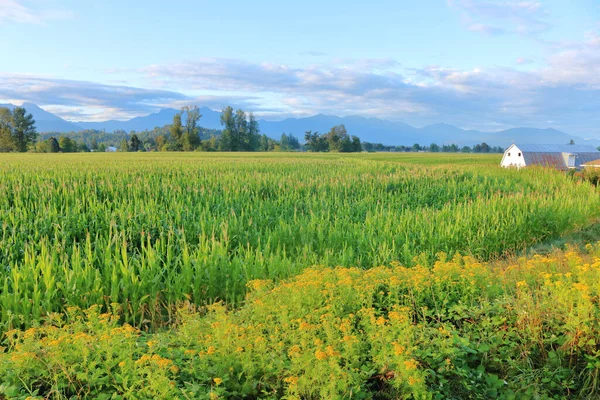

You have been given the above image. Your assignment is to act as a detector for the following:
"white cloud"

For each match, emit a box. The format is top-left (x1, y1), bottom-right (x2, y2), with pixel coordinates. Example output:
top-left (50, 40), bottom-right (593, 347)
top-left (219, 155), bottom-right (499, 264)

top-left (0, 0), bottom-right (72, 25)
top-left (0, 74), bottom-right (188, 119)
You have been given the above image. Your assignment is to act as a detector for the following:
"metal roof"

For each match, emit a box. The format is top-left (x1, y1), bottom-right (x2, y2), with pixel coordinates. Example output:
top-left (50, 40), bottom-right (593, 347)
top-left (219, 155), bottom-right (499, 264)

top-left (522, 153), bottom-right (568, 169)
top-left (522, 152), bottom-right (600, 169)
top-left (515, 144), bottom-right (600, 153)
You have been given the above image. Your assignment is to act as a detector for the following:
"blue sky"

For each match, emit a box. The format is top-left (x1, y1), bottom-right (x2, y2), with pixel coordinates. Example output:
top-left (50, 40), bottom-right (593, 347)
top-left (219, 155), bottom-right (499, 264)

top-left (0, 0), bottom-right (599, 136)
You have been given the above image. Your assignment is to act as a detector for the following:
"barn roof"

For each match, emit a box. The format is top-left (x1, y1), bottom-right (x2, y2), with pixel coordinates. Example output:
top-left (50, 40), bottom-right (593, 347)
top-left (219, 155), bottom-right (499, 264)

top-left (515, 144), bottom-right (599, 153)
top-left (522, 153), bottom-right (568, 169)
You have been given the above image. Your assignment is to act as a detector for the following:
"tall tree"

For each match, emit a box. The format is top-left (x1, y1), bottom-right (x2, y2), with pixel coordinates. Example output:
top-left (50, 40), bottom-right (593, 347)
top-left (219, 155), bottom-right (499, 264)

top-left (58, 136), bottom-right (76, 152)
top-left (119, 138), bottom-right (129, 152)
top-left (234, 109), bottom-right (248, 150)
top-left (287, 134), bottom-right (300, 150)
top-left (169, 112), bottom-right (184, 150)
top-left (220, 106), bottom-right (235, 151)
top-left (325, 124), bottom-right (348, 152)
top-left (351, 135), bottom-right (362, 152)
top-left (247, 113), bottom-right (260, 151)
top-left (47, 137), bottom-right (60, 153)
top-left (0, 108), bottom-right (14, 152)
top-left (280, 133), bottom-right (290, 151)
top-left (182, 106), bottom-right (202, 151)
top-left (129, 134), bottom-right (141, 152)
top-left (11, 107), bottom-right (38, 152)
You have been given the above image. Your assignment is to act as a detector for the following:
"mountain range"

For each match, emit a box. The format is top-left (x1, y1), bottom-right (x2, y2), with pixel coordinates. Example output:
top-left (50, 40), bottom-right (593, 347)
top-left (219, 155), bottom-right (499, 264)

top-left (1, 103), bottom-right (599, 148)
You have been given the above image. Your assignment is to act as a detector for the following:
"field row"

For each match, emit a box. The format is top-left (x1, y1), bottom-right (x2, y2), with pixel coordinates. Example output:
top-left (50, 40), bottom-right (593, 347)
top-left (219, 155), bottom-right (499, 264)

top-left (0, 153), bottom-right (599, 330)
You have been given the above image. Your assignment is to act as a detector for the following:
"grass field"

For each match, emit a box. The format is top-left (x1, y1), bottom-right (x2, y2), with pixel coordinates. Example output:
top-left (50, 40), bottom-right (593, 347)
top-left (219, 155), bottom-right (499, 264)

top-left (1, 152), bottom-right (600, 398)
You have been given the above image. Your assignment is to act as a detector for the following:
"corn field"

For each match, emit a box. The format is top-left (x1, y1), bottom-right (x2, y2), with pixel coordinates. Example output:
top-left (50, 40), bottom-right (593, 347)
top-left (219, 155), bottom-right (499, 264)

top-left (0, 152), bottom-right (599, 331)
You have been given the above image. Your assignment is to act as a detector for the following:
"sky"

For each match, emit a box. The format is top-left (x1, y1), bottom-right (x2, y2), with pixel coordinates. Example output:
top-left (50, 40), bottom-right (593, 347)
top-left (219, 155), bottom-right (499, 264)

top-left (0, 0), bottom-right (599, 136)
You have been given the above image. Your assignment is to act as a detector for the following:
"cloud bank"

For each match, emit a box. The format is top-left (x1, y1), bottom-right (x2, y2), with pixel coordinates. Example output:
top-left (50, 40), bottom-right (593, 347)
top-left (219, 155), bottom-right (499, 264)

top-left (1, 29), bottom-right (599, 135)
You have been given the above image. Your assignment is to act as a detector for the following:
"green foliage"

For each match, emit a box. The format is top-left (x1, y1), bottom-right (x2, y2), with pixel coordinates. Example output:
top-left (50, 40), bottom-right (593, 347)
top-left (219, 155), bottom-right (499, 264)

top-left (3, 245), bottom-right (600, 398)
top-left (0, 108), bottom-right (15, 152)
top-left (0, 107), bottom-right (38, 152)
top-left (304, 130), bottom-right (328, 152)
top-left (11, 107), bottom-right (38, 152)
top-left (129, 134), bottom-right (141, 152)
top-left (218, 107), bottom-right (262, 151)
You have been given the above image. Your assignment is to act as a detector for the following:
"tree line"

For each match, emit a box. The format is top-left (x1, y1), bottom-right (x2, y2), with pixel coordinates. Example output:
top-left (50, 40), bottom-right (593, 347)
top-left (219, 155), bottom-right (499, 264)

top-left (3, 105), bottom-right (540, 154)
top-left (362, 142), bottom-right (505, 153)
top-left (304, 125), bottom-right (362, 152)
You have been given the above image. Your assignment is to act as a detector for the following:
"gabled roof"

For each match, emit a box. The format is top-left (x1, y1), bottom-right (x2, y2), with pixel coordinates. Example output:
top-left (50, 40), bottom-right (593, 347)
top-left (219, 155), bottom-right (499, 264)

top-left (515, 144), bottom-right (600, 153)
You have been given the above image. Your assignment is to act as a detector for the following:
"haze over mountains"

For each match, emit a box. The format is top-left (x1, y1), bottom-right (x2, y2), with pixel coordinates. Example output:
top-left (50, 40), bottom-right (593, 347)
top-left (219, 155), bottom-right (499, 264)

top-left (2, 103), bottom-right (598, 148)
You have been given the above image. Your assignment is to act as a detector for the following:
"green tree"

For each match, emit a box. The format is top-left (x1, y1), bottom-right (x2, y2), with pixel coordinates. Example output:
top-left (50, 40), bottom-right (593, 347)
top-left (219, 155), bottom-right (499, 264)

top-left (169, 112), bottom-right (184, 150)
top-left (351, 135), bottom-right (362, 152)
top-left (11, 107), bottom-right (38, 152)
top-left (288, 134), bottom-right (300, 150)
top-left (119, 138), bottom-right (129, 152)
top-left (0, 108), bottom-right (15, 152)
top-left (91, 138), bottom-right (99, 151)
top-left (305, 130), bottom-right (328, 152)
top-left (444, 144), bottom-right (459, 152)
top-left (461, 146), bottom-right (471, 153)
top-left (220, 106), bottom-right (235, 151)
top-left (129, 134), bottom-right (141, 152)
top-left (430, 143), bottom-right (440, 152)
top-left (412, 143), bottom-right (421, 152)
top-left (339, 135), bottom-right (353, 152)
top-left (280, 133), bottom-right (290, 151)
top-left (47, 137), bottom-right (60, 153)
top-left (247, 113), bottom-right (260, 151)
top-left (182, 106), bottom-right (202, 151)
top-left (325, 124), bottom-right (348, 152)
top-left (234, 109), bottom-right (249, 150)
top-left (58, 136), bottom-right (76, 153)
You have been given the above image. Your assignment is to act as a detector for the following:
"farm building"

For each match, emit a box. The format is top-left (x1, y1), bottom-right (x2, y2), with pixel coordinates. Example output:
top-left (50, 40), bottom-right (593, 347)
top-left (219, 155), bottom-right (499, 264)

top-left (501, 144), bottom-right (600, 169)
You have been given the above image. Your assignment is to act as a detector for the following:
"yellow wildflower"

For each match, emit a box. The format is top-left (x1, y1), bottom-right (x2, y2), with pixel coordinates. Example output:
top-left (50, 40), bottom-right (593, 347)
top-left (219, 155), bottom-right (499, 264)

top-left (284, 376), bottom-right (299, 386)
top-left (315, 349), bottom-right (328, 360)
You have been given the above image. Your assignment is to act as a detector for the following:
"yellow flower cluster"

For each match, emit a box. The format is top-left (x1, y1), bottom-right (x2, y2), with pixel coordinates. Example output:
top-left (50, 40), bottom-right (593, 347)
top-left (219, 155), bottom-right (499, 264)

top-left (3, 242), bottom-right (600, 398)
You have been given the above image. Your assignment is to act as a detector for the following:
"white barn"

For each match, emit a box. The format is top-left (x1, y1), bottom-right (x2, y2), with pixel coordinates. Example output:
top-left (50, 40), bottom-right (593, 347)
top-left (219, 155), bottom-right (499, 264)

top-left (501, 144), bottom-right (600, 170)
